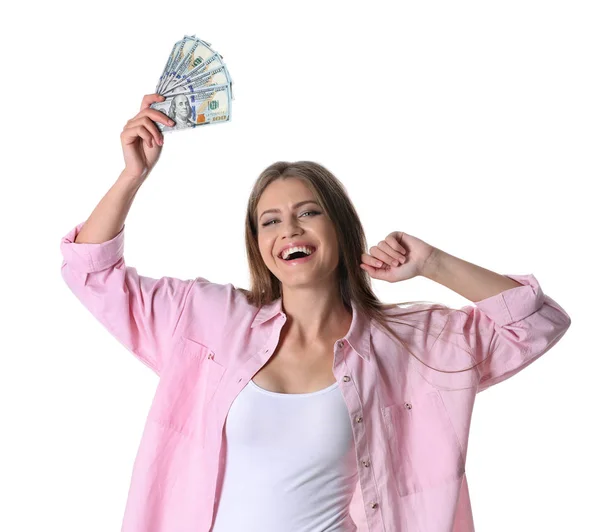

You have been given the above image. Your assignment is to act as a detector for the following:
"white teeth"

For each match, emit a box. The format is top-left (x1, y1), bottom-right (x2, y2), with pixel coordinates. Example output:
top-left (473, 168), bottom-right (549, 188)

top-left (280, 245), bottom-right (315, 260)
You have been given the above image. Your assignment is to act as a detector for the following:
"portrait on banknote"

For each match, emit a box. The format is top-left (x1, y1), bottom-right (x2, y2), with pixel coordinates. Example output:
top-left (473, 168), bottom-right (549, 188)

top-left (167, 94), bottom-right (196, 129)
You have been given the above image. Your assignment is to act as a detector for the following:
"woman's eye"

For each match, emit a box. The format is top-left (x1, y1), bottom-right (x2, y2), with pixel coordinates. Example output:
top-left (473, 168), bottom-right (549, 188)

top-left (262, 211), bottom-right (319, 227)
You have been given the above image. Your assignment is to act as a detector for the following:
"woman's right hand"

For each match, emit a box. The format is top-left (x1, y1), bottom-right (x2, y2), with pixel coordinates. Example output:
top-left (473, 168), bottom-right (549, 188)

top-left (120, 93), bottom-right (175, 181)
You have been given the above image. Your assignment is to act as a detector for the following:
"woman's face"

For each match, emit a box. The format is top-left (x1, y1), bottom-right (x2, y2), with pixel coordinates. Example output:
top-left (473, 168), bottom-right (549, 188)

top-left (256, 178), bottom-right (341, 289)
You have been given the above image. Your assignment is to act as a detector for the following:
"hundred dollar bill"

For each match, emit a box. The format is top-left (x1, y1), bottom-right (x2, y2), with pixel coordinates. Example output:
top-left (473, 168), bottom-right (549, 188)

top-left (149, 83), bottom-right (231, 133)
top-left (157, 35), bottom-right (202, 93)
top-left (155, 41), bottom-right (180, 93)
top-left (160, 51), bottom-right (226, 94)
top-left (158, 36), bottom-right (216, 94)
top-left (156, 35), bottom-right (196, 93)
top-left (167, 38), bottom-right (216, 86)
top-left (162, 63), bottom-right (232, 97)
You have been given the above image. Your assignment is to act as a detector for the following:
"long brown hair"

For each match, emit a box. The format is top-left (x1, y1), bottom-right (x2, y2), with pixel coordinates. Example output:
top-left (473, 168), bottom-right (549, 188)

top-left (238, 160), bottom-right (488, 377)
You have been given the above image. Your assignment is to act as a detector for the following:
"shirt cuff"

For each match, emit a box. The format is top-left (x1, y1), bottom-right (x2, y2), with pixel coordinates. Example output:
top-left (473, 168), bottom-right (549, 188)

top-left (60, 222), bottom-right (125, 273)
top-left (473, 274), bottom-right (545, 327)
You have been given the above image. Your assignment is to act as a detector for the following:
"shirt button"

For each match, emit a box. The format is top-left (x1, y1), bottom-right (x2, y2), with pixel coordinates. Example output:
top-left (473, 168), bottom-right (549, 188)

top-left (404, 402), bottom-right (412, 410)
top-left (208, 353), bottom-right (214, 359)
top-left (355, 416), bottom-right (363, 423)
top-left (336, 340), bottom-right (345, 349)
top-left (369, 502), bottom-right (378, 509)
top-left (362, 459), bottom-right (371, 467)
top-left (343, 376), bottom-right (351, 382)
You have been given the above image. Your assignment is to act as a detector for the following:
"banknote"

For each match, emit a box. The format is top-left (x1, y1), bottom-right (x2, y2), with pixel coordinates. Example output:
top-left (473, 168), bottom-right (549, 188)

top-left (158, 36), bottom-right (217, 94)
top-left (152, 35), bottom-right (232, 132)
top-left (160, 52), bottom-right (226, 94)
top-left (149, 83), bottom-right (231, 133)
top-left (157, 35), bottom-right (202, 93)
top-left (155, 41), bottom-right (181, 93)
top-left (162, 63), bottom-right (232, 97)
top-left (155, 35), bottom-right (196, 93)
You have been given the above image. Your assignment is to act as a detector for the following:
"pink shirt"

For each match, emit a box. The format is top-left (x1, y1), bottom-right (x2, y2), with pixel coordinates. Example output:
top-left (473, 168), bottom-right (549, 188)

top-left (60, 222), bottom-right (571, 532)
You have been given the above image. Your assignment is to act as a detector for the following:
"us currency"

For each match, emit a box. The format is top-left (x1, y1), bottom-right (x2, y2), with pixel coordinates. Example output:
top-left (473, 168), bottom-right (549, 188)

top-left (162, 64), bottom-right (232, 97)
top-left (165, 38), bottom-right (216, 90)
top-left (156, 35), bottom-right (195, 93)
top-left (149, 83), bottom-right (231, 133)
top-left (157, 35), bottom-right (204, 93)
top-left (158, 36), bottom-right (217, 94)
top-left (160, 52), bottom-right (226, 94)
top-left (155, 41), bottom-right (180, 93)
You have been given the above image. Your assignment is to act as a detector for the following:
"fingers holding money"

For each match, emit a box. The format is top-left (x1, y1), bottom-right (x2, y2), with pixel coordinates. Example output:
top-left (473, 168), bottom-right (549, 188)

top-left (140, 93), bottom-right (166, 111)
top-left (132, 107), bottom-right (175, 128)
top-left (121, 122), bottom-right (156, 149)
top-left (120, 96), bottom-right (174, 179)
top-left (124, 119), bottom-right (159, 148)
top-left (125, 110), bottom-right (174, 147)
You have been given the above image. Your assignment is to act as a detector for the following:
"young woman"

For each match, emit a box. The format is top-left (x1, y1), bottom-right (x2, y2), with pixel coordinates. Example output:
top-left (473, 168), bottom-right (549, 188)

top-left (60, 93), bottom-right (571, 532)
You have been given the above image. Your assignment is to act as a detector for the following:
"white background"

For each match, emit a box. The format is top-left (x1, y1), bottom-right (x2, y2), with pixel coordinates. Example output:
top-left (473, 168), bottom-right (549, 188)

top-left (1, 0), bottom-right (598, 530)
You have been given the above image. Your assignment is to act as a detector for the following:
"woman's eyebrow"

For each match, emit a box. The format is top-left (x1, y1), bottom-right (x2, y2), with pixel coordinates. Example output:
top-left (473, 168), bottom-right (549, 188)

top-left (260, 200), bottom-right (319, 219)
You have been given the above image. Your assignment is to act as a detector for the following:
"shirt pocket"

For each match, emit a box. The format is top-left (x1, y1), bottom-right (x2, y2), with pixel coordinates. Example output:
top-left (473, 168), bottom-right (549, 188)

top-left (148, 336), bottom-right (226, 443)
top-left (382, 389), bottom-right (465, 497)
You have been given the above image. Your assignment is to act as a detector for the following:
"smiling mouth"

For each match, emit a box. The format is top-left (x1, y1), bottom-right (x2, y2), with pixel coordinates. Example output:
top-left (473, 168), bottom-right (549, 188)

top-left (278, 249), bottom-right (317, 263)
top-left (278, 246), bottom-right (317, 259)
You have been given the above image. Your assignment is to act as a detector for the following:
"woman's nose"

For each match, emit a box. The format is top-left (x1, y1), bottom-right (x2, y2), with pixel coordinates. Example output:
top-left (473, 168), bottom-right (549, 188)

top-left (281, 219), bottom-right (303, 236)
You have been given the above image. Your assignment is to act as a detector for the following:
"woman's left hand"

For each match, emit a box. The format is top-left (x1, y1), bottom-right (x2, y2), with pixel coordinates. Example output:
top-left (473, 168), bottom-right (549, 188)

top-left (360, 231), bottom-right (439, 283)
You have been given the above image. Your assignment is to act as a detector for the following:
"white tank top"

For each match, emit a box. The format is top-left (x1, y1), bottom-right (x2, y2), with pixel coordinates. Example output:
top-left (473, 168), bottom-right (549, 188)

top-left (210, 377), bottom-right (359, 532)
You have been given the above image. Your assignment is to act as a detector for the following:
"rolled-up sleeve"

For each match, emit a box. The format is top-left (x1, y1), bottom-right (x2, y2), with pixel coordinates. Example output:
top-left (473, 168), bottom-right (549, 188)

top-left (60, 222), bottom-right (196, 376)
top-left (450, 274), bottom-right (572, 393)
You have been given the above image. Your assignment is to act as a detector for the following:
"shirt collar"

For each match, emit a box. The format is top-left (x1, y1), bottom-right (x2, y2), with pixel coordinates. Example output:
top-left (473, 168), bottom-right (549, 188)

top-left (251, 297), bottom-right (372, 362)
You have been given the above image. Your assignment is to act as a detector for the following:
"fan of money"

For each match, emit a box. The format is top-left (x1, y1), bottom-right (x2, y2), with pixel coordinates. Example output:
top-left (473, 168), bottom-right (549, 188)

top-left (150, 35), bottom-right (233, 133)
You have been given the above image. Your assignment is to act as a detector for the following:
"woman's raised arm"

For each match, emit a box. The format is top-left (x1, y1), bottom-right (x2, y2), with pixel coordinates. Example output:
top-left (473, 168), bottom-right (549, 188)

top-left (60, 94), bottom-right (194, 376)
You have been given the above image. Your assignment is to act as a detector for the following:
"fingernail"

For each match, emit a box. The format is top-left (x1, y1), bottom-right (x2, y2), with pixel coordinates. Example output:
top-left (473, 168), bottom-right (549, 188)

top-left (393, 260), bottom-right (400, 266)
